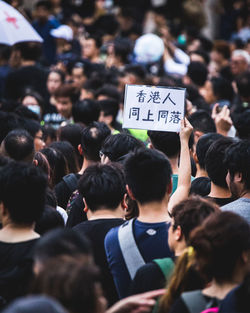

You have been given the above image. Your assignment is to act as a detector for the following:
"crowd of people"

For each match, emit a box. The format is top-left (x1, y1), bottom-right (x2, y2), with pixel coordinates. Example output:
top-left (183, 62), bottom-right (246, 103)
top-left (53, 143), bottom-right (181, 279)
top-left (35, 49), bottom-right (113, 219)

top-left (0, 0), bottom-right (250, 312)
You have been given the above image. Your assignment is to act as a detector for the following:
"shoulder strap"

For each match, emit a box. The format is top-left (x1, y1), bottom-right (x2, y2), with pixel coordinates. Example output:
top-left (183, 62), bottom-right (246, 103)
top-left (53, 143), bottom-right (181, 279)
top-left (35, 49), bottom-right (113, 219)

top-left (118, 219), bottom-right (145, 279)
top-left (181, 290), bottom-right (207, 313)
top-left (62, 174), bottom-right (78, 193)
top-left (153, 258), bottom-right (175, 280)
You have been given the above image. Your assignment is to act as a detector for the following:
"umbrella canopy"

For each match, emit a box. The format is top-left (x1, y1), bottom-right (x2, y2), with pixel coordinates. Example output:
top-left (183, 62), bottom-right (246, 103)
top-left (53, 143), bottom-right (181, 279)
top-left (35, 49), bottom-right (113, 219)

top-left (0, 0), bottom-right (43, 45)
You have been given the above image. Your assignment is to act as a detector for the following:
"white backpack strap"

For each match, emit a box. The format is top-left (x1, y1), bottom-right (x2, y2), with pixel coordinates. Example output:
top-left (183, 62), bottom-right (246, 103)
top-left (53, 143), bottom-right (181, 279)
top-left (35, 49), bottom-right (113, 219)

top-left (118, 219), bottom-right (145, 279)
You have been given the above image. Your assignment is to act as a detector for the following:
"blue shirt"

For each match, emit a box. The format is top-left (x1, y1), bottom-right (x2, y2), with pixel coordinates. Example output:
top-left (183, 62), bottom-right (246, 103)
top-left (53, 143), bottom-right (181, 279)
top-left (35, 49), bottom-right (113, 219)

top-left (104, 219), bottom-right (173, 299)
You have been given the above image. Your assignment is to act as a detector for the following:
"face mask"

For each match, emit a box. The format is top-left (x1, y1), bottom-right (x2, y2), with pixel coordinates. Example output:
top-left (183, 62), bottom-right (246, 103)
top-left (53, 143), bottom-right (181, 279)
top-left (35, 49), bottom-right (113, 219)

top-left (28, 105), bottom-right (41, 116)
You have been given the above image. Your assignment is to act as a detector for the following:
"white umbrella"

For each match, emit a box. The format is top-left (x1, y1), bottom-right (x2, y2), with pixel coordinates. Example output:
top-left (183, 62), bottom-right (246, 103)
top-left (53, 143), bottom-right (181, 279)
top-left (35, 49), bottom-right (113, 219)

top-left (0, 0), bottom-right (43, 45)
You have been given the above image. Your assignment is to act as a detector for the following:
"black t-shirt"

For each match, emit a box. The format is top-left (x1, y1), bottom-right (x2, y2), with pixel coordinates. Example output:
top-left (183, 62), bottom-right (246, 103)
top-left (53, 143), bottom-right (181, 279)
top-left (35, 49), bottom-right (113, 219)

top-left (66, 192), bottom-right (87, 228)
top-left (130, 262), bottom-right (165, 295)
top-left (73, 218), bottom-right (124, 306)
top-left (206, 196), bottom-right (235, 207)
top-left (4, 65), bottom-right (48, 100)
top-left (0, 238), bottom-right (39, 308)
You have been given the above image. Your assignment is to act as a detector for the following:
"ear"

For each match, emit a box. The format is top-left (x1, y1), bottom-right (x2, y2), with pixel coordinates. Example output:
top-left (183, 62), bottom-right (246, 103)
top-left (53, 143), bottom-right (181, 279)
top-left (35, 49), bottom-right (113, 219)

top-left (194, 130), bottom-right (203, 144)
top-left (193, 151), bottom-right (198, 164)
top-left (121, 194), bottom-right (128, 211)
top-left (234, 172), bottom-right (243, 183)
top-left (167, 179), bottom-right (173, 195)
top-left (175, 225), bottom-right (182, 241)
top-left (83, 198), bottom-right (89, 213)
top-left (78, 144), bottom-right (83, 156)
top-left (242, 250), bottom-right (250, 264)
top-left (126, 185), bottom-right (136, 201)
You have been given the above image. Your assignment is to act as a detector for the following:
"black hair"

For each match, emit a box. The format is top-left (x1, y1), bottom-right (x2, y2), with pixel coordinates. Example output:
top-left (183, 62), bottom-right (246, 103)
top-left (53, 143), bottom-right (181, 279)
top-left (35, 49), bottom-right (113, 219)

top-left (187, 61), bottom-right (208, 87)
top-left (34, 228), bottom-right (91, 263)
top-left (190, 177), bottom-right (211, 197)
top-left (35, 206), bottom-right (64, 235)
top-left (101, 133), bottom-right (144, 162)
top-left (147, 131), bottom-right (180, 158)
top-left (48, 69), bottom-right (65, 83)
top-left (93, 14), bottom-right (119, 36)
top-left (114, 38), bottom-right (132, 64)
top-left (124, 64), bottom-right (147, 81)
top-left (72, 99), bottom-right (100, 126)
top-left (20, 118), bottom-right (42, 138)
top-left (85, 34), bottom-right (102, 49)
top-left (125, 148), bottom-right (172, 204)
top-left (3, 129), bottom-right (35, 163)
top-left (205, 137), bottom-right (234, 188)
top-left (210, 77), bottom-right (234, 102)
top-left (236, 71), bottom-right (250, 100)
top-left (78, 163), bottom-right (126, 211)
top-left (80, 122), bottom-right (111, 161)
top-left (0, 44), bottom-right (11, 62)
top-left (95, 84), bottom-right (121, 102)
top-left (233, 110), bottom-right (250, 139)
top-left (42, 125), bottom-right (57, 143)
top-left (196, 133), bottom-right (223, 169)
top-left (190, 50), bottom-right (210, 65)
top-left (50, 141), bottom-right (79, 174)
top-left (13, 42), bottom-right (42, 62)
top-left (188, 110), bottom-right (216, 134)
top-left (14, 105), bottom-right (40, 122)
top-left (224, 139), bottom-right (250, 190)
top-left (0, 112), bottom-right (20, 143)
top-left (40, 147), bottom-right (68, 187)
top-left (35, 0), bottom-right (52, 10)
top-left (0, 162), bottom-right (47, 225)
top-left (98, 99), bottom-right (119, 126)
top-left (20, 88), bottom-right (45, 112)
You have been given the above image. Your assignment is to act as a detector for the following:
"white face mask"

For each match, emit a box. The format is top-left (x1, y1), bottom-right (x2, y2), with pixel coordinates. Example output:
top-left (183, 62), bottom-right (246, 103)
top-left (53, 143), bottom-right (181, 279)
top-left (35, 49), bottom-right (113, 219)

top-left (28, 105), bottom-right (41, 117)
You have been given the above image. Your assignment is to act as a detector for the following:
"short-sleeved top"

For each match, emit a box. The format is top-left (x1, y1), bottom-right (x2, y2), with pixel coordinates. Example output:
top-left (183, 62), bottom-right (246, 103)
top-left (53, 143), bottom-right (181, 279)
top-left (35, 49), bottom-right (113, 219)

top-left (104, 219), bottom-right (173, 299)
top-left (221, 198), bottom-right (250, 224)
top-left (0, 238), bottom-right (39, 308)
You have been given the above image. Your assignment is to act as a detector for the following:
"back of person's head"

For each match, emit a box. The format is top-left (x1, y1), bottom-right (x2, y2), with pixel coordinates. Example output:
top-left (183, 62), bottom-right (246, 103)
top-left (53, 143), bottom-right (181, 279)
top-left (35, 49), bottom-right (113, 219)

top-left (124, 64), bottom-right (147, 82)
top-left (1, 296), bottom-right (67, 313)
top-left (233, 110), bottom-right (250, 139)
top-left (80, 122), bottom-right (111, 162)
top-left (190, 211), bottom-right (250, 283)
top-left (35, 206), bottom-right (64, 236)
top-left (40, 147), bottom-right (68, 187)
top-left (31, 256), bottom-right (101, 313)
top-left (50, 141), bottom-right (79, 174)
top-left (12, 42), bottom-right (42, 62)
top-left (125, 148), bottom-right (172, 204)
top-left (224, 139), bottom-right (250, 191)
top-left (0, 162), bottom-right (47, 225)
top-left (188, 110), bottom-right (216, 134)
top-left (236, 71), bottom-right (250, 101)
top-left (190, 177), bottom-right (211, 197)
top-left (58, 124), bottom-right (83, 151)
top-left (78, 163), bottom-right (125, 212)
top-left (212, 40), bottom-right (231, 60)
top-left (210, 76), bottom-right (234, 102)
top-left (101, 133), bottom-right (144, 162)
top-left (33, 228), bottom-right (91, 268)
top-left (187, 61), bottom-right (208, 87)
top-left (205, 136), bottom-right (234, 188)
top-left (2, 129), bottom-right (34, 163)
top-left (20, 118), bottom-right (42, 138)
top-left (0, 111), bottom-right (20, 143)
top-left (196, 133), bottom-right (223, 169)
top-left (72, 99), bottom-right (100, 126)
top-left (148, 131), bottom-right (180, 158)
top-left (95, 84), bottom-right (121, 102)
top-left (171, 196), bottom-right (219, 242)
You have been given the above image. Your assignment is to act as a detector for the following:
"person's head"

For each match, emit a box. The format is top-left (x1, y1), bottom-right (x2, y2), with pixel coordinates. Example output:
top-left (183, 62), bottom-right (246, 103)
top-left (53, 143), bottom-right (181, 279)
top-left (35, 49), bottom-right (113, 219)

top-left (1, 296), bottom-right (67, 313)
top-left (188, 110), bottom-right (216, 145)
top-left (0, 162), bottom-right (47, 226)
top-left (224, 139), bottom-right (250, 198)
top-left (47, 70), bottom-right (65, 95)
top-left (189, 50), bottom-right (210, 65)
top-left (35, 206), bottom-right (64, 235)
top-left (190, 211), bottom-right (250, 284)
top-left (190, 177), bottom-right (211, 197)
top-left (231, 50), bottom-right (250, 77)
top-left (202, 77), bottom-right (234, 105)
top-left (80, 122), bottom-right (111, 162)
top-left (233, 110), bottom-right (250, 139)
top-left (72, 62), bottom-right (88, 90)
top-left (1, 129), bottom-right (35, 163)
top-left (95, 84), bottom-right (121, 102)
top-left (148, 131), bottom-right (181, 159)
top-left (205, 136), bottom-right (234, 189)
top-left (20, 118), bottom-right (45, 151)
top-left (168, 196), bottom-right (219, 253)
top-left (78, 163), bottom-right (125, 214)
top-left (123, 64), bottom-right (147, 85)
top-left (21, 89), bottom-right (45, 118)
top-left (98, 99), bottom-right (119, 128)
top-left (100, 133), bottom-right (144, 163)
top-left (195, 133), bottom-right (223, 170)
top-left (186, 61), bottom-right (208, 87)
top-left (35, 0), bottom-right (52, 22)
top-left (211, 40), bottom-right (231, 64)
top-left (82, 35), bottom-right (102, 60)
top-left (32, 256), bottom-right (106, 313)
top-left (12, 42), bottom-right (42, 62)
top-left (236, 71), bottom-right (250, 102)
top-left (72, 99), bottom-right (100, 126)
top-left (54, 84), bottom-right (78, 119)
top-left (125, 148), bottom-right (172, 205)
top-left (50, 141), bottom-right (79, 174)
top-left (40, 147), bottom-right (68, 187)
top-left (33, 228), bottom-right (92, 274)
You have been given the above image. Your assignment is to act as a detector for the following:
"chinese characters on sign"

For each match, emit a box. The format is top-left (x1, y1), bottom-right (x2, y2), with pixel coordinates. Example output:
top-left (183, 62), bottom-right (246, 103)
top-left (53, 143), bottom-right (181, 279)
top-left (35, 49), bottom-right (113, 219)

top-left (123, 85), bottom-right (185, 132)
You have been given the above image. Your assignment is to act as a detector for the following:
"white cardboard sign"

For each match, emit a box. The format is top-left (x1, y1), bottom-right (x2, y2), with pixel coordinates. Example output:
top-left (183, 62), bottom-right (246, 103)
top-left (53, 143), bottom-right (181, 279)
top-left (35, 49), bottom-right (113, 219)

top-left (123, 85), bottom-right (186, 132)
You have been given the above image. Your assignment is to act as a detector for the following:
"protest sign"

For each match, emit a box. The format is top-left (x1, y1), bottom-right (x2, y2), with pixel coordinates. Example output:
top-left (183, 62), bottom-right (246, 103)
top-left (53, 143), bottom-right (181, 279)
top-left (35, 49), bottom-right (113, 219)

top-left (123, 85), bottom-right (186, 132)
